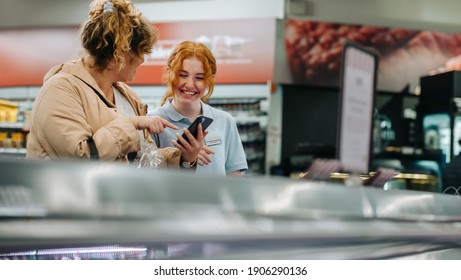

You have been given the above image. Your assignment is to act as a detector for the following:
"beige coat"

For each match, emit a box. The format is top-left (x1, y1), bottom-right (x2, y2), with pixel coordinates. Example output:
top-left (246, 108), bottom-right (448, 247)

top-left (26, 59), bottom-right (180, 167)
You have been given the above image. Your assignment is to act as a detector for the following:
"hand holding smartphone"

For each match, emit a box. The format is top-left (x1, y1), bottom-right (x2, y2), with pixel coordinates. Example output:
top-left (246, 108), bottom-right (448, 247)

top-left (180, 116), bottom-right (213, 144)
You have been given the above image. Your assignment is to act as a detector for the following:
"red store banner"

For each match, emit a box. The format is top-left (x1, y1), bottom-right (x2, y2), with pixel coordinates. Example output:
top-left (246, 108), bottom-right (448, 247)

top-left (0, 18), bottom-right (276, 87)
top-left (0, 27), bottom-right (81, 87)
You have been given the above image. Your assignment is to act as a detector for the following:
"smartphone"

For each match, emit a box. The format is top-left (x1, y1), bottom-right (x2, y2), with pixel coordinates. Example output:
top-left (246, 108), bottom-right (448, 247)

top-left (180, 116), bottom-right (213, 144)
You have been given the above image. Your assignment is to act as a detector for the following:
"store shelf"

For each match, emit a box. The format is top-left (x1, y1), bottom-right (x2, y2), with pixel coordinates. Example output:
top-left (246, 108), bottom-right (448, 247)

top-left (0, 122), bottom-right (29, 158)
top-left (0, 122), bottom-right (30, 130)
top-left (208, 96), bottom-right (268, 175)
top-left (0, 148), bottom-right (26, 154)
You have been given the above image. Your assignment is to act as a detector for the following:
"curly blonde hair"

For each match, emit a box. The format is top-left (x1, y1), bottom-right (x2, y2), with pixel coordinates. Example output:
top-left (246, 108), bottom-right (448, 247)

top-left (80, 0), bottom-right (158, 71)
top-left (162, 41), bottom-right (217, 105)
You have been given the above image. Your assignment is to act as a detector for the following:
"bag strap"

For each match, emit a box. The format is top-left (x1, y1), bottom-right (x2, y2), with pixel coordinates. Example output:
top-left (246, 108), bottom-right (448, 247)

top-left (87, 138), bottom-right (99, 160)
top-left (71, 75), bottom-right (112, 160)
top-left (73, 75), bottom-right (114, 108)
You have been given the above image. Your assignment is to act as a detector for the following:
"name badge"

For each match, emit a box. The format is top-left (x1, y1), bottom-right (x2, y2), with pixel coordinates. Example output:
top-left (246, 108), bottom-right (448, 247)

top-left (205, 136), bottom-right (222, 146)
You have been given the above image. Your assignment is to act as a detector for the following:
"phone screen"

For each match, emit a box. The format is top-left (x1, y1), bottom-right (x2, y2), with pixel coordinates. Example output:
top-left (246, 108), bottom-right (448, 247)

top-left (180, 116), bottom-right (213, 144)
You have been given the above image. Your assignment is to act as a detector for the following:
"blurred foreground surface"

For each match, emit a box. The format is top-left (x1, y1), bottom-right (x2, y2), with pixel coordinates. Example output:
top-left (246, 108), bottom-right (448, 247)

top-left (1, 158), bottom-right (461, 260)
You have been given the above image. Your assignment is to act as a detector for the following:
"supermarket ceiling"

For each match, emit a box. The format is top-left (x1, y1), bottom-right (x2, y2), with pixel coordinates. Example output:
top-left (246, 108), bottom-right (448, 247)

top-left (0, 0), bottom-right (213, 28)
top-left (0, 0), bottom-right (461, 33)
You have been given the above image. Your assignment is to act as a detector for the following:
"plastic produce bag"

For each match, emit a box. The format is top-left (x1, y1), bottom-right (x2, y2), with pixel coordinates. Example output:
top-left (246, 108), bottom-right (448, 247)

top-left (137, 141), bottom-right (165, 169)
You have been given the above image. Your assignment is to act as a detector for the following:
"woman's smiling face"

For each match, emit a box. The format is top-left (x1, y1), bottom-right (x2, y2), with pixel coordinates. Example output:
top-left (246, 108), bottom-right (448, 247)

top-left (173, 56), bottom-right (207, 104)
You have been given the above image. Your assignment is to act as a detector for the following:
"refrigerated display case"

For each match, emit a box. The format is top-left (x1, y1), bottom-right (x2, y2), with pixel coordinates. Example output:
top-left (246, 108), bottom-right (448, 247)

top-left (419, 71), bottom-right (461, 163)
top-left (208, 97), bottom-right (267, 175)
top-left (1, 158), bottom-right (461, 260)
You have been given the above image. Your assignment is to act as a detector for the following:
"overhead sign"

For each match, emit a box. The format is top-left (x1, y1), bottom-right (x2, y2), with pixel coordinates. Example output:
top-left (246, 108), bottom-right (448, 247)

top-left (0, 19), bottom-right (276, 87)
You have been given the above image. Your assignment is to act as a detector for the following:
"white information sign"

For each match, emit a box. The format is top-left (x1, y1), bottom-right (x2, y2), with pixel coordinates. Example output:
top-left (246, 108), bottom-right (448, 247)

top-left (338, 42), bottom-right (378, 174)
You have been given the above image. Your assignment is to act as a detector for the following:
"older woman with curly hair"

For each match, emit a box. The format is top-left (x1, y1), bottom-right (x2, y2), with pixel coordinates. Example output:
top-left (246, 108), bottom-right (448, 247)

top-left (27, 0), bottom-right (203, 169)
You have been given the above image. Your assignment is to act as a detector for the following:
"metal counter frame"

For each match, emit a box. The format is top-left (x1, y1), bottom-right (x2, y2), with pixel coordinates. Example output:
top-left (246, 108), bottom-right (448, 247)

top-left (1, 158), bottom-right (461, 259)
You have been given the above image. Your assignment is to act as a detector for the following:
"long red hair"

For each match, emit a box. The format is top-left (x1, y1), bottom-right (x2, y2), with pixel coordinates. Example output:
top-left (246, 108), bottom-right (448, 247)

top-left (161, 41), bottom-right (217, 105)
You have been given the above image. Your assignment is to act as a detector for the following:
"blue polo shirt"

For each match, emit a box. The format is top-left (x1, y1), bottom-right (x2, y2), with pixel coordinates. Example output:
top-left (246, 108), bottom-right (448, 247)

top-left (149, 98), bottom-right (248, 175)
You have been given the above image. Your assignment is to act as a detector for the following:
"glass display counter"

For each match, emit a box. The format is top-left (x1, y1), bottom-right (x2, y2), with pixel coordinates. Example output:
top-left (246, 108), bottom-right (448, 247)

top-left (1, 158), bottom-right (461, 259)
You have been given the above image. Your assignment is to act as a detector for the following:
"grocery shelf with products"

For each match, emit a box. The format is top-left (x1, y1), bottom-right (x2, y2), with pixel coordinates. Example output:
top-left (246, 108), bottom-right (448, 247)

top-left (0, 122), bottom-right (29, 158)
top-left (209, 98), bottom-right (268, 175)
top-left (0, 90), bottom-right (34, 159)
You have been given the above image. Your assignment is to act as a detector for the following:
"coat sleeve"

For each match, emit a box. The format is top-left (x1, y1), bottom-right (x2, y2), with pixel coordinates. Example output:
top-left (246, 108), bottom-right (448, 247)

top-left (142, 133), bottom-right (181, 168)
top-left (157, 147), bottom-right (181, 168)
top-left (32, 77), bottom-right (140, 160)
top-left (122, 84), bottom-right (182, 168)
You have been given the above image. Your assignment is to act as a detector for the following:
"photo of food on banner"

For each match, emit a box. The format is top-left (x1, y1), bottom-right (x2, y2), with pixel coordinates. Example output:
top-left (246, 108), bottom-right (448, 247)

top-left (284, 19), bottom-right (461, 92)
